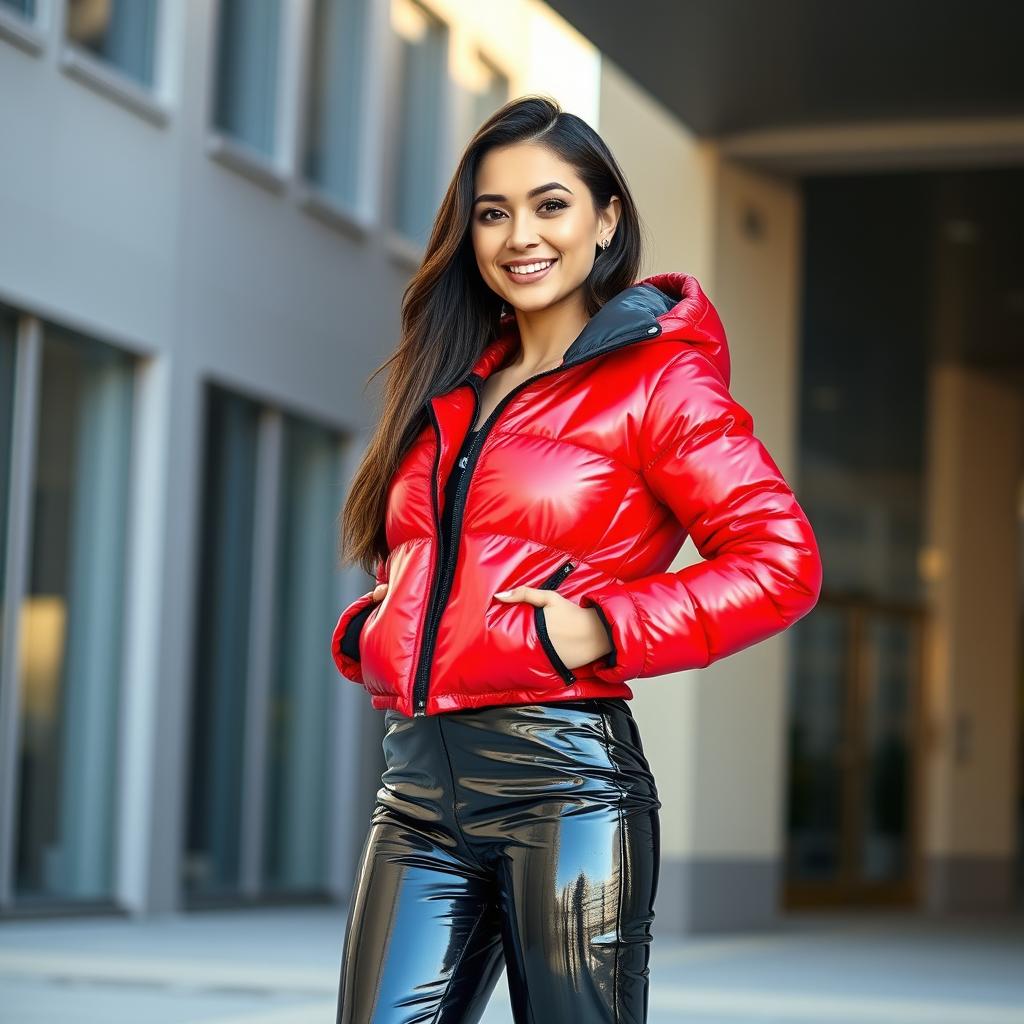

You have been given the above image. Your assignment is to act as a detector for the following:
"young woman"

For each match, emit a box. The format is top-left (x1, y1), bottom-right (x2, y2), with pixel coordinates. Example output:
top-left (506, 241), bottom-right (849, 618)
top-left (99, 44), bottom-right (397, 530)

top-left (332, 95), bottom-right (822, 1024)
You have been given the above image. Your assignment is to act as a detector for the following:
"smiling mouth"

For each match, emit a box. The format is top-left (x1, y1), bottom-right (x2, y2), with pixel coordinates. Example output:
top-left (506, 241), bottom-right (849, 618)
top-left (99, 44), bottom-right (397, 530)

top-left (502, 258), bottom-right (557, 283)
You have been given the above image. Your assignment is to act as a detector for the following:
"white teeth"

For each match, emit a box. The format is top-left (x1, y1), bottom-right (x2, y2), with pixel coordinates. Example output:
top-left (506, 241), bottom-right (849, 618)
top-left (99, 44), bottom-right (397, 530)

top-left (506, 260), bottom-right (555, 275)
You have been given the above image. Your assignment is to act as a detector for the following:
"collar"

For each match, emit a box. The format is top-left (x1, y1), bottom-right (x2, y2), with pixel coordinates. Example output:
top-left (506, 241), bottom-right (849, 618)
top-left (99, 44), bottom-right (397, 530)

top-left (467, 270), bottom-right (730, 387)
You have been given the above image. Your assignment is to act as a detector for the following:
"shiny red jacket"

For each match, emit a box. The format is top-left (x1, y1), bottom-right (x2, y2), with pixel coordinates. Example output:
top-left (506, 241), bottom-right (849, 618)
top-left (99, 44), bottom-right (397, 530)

top-left (332, 272), bottom-right (822, 716)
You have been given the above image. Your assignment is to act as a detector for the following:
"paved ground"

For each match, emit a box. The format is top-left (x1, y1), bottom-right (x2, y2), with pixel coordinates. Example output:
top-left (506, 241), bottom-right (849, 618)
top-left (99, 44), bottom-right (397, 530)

top-left (0, 907), bottom-right (1022, 1023)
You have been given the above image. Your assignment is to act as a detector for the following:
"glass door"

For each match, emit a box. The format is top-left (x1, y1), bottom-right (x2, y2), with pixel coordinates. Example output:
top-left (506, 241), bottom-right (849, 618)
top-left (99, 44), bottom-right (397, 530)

top-left (784, 597), bottom-right (926, 906)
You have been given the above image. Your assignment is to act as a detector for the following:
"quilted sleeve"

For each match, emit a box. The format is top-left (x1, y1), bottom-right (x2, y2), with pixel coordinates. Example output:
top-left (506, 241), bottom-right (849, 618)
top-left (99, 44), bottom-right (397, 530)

top-left (579, 348), bottom-right (822, 683)
top-left (331, 556), bottom-right (388, 684)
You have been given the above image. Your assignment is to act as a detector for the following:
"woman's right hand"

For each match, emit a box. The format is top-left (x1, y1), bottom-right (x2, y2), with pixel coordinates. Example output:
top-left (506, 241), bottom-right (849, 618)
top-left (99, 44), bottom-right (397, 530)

top-left (371, 583), bottom-right (389, 602)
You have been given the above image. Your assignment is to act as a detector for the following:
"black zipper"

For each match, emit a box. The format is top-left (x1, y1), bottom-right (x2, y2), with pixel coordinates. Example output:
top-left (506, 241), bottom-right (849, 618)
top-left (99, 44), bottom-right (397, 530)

top-left (538, 560), bottom-right (575, 590)
top-left (535, 560), bottom-right (577, 684)
top-left (411, 321), bottom-right (662, 715)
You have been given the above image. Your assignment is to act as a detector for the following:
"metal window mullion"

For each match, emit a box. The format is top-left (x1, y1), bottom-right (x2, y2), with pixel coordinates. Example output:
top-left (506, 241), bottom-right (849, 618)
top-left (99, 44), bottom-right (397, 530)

top-left (325, 428), bottom-right (374, 901)
top-left (152, 0), bottom-right (179, 111)
top-left (113, 354), bottom-right (173, 914)
top-left (358, 0), bottom-right (389, 223)
top-left (274, 0), bottom-right (304, 178)
top-left (0, 315), bottom-right (43, 908)
top-left (283, 0), bottom-right (313, 183)
top-left (239, 407), bottom-right (283, 897)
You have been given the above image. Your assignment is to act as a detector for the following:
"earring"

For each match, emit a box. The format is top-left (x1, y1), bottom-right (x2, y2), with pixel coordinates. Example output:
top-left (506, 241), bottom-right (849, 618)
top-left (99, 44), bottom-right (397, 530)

top-left (600, 238), bottom-right (610, 250)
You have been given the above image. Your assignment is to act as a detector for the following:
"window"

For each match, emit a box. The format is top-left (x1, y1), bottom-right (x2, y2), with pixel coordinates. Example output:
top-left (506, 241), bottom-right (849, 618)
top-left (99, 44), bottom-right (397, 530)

top-left (470, 52), bottom-right (509, 136)
top-left (185, 386), bottom-right (260, 898)
top-left (0, 309), bottom-right (15, 692)
top-left (303, 0), bottom-right (371, 209)
top-left (1, 0), bottom-right (35, 18)
top-left (390, 0), bottom-right (448, 246)
top-left (263, 416), bottom-right (342, 891)
top-left (212, 0), bottom-right (282, 158)
top-left (186, 386), bottom-right (346, 900)
top-left (65, 0), bottom-right (159, 88)
top-left (14, 325), bottom-right (135, 905)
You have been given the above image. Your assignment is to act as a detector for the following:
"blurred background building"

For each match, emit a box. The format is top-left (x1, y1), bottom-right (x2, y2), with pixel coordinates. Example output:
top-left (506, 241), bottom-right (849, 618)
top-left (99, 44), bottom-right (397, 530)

top-left (0, 0), bottom-right (1020, 941)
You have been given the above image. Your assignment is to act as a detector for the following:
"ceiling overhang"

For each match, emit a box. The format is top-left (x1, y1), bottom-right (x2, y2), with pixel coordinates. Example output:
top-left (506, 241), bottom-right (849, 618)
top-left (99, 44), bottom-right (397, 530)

top-left (545, 0), bottom-right (1024, 174)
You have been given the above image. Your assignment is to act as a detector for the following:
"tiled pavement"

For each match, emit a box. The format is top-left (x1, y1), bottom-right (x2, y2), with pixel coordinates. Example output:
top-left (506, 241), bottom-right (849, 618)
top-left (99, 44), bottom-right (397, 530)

top-left (0, 906), bottom-right (1021, 1023)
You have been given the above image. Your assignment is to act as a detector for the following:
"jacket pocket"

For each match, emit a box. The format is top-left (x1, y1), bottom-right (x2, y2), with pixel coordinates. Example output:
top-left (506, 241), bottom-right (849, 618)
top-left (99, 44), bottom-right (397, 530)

top-left (534, 560), bottom-right (577, 685)
top-left (331, 590), bottom-right (381, 684)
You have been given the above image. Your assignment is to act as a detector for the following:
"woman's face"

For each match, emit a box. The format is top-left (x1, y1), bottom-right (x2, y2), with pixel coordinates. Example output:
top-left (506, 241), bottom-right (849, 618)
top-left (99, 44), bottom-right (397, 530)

top-left (471, 142), bottom-right (620, 316)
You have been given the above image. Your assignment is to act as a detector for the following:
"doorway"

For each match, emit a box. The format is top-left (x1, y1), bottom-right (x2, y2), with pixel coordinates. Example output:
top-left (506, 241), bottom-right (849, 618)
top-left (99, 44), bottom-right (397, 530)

top-left (784, 597), bottom-right (925, 907)
top-left (783, 166), bottom-right (1024, 911)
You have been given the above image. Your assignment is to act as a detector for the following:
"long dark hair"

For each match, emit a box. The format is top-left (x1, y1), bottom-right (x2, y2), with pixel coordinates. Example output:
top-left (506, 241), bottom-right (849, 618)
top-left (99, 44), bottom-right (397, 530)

top-left (339, 94), bottom-right (646, 576)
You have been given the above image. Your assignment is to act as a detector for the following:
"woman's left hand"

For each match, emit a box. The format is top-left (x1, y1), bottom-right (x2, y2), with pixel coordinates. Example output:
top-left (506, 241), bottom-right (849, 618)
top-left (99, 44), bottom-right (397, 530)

top-left (493, 586), bottom-right (612, 670)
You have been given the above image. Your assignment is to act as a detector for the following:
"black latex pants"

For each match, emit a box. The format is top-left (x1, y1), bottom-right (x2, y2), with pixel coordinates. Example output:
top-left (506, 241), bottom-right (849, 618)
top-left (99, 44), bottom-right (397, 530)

top-left (335, 697), bottom-right (662, 1024)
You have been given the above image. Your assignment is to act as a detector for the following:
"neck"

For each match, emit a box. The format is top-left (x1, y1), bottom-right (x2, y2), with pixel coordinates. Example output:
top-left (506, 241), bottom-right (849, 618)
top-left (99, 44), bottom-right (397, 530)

top-left (508, 291), bottom-right (589, 374)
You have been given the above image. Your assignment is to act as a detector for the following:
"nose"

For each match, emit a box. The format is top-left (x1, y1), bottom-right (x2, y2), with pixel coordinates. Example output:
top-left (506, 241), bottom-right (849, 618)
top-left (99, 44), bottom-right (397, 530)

top-left (505, 213), bottom-right (541, 252)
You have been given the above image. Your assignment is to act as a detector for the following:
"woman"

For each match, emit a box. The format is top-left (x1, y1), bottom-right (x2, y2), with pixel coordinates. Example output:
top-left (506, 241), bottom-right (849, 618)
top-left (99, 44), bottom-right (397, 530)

top-left (332, 95), bottom-right (822, 1023)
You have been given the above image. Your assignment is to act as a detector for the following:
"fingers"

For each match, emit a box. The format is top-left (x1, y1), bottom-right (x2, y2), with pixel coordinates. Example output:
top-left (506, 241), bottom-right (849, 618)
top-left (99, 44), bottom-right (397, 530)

top-left (372, 583), bottom-right (389, 601)
top-left (493, 585), bottom-right (547, 605)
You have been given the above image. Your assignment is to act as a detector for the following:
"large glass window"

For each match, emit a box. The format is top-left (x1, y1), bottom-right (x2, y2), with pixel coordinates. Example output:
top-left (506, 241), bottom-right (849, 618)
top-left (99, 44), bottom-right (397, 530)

top-left (186, 386), bottom-right (345, 901)
top-left (213, 0), bottom-right (282, 158)
top-left (0, 309), bottom-right (16, 695)
top-left (1, 0), bottom-right (35, 18)
top-left (16, 326), bottom-right (135, 905)
top-left (785, 173), bottom-right (931, 905)
top-left (65, 0), bottom-right (159, 88)
top-left (470, 52), bottom-right (509, 136)
top-left (263, 416), bottom-right (341, 891)
top-left (390, 0), bottom-right (447, 245)
top-left (185, 387), bottom-right (260, 899)
top-left (303, 0), bottom-right (371, 209)
top-left (786, 607), bottom-right (846, 883)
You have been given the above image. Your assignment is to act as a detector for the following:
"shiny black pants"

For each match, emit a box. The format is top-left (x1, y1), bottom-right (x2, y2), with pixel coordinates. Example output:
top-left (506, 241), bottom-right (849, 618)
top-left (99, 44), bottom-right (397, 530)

top-left (336, 698), bottom-right (662, 1024)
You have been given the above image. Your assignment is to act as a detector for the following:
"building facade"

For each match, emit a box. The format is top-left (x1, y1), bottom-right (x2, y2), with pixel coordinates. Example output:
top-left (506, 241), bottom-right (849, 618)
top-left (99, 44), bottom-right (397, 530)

top-left (1, 0), bottom-right (1020, 935)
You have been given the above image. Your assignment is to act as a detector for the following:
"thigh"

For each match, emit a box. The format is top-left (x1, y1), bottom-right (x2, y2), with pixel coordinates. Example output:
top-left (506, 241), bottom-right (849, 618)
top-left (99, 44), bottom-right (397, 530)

top-left (337, 814), bottom-right (506, 1024)
top-left (492, 701), bottom-right (661, 1024)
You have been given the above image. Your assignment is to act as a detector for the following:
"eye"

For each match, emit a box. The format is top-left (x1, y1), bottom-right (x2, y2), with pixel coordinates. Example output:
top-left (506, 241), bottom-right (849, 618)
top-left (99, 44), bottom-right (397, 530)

top-left (477, 198), bottom-right (569, 223)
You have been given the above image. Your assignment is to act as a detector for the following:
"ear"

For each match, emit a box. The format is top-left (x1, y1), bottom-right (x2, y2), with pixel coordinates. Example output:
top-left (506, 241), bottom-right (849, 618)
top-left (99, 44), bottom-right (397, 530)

top-left (602, 195), bottom-right (622, 239)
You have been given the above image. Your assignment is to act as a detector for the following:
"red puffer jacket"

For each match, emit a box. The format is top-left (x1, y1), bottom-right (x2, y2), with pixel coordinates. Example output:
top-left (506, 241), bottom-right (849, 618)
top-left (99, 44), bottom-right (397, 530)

top-left (332, 272), bottom-right (822, 716)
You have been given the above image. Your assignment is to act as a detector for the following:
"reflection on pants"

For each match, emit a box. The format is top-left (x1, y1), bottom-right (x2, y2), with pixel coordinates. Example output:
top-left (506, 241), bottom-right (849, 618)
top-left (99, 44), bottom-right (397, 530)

top-left (336, 697), bottom-right (662, 1024)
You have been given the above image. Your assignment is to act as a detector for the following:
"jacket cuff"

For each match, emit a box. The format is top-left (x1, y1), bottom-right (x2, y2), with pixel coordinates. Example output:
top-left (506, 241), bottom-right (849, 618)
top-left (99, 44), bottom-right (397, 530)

top-left (579, 581), bottom-right (647, 684)
top-left (331, 590), bottom-right (378, 684)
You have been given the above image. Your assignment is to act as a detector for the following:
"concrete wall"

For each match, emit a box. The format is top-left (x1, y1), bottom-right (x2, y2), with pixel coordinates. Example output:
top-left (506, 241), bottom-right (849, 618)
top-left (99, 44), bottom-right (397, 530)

top-left (922, 363), bottom-right (1022, 910)
top-left (598, 57), bottom-right (807, 933)
top-left (0, 0), bottom-right (600, 914)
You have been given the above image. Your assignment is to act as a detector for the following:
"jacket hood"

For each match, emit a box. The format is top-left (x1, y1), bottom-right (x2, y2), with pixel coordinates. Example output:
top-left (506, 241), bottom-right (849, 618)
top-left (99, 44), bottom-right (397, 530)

top-left (471, 271), bottom-right (730, 387)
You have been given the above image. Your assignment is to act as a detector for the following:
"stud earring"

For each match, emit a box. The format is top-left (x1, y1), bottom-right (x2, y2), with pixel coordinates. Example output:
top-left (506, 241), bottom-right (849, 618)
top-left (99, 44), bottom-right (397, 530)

top-left (600, 238), bottom-right (610, 250)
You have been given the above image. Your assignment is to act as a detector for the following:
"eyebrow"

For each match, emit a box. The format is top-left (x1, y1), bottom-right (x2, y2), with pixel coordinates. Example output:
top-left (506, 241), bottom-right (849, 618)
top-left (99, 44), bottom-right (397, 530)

top-left (472, 182), bottom-right (573, 206)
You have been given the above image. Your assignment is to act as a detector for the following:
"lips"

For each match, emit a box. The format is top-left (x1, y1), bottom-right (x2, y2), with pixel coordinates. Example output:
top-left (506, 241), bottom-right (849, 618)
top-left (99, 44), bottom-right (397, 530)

top-left (502, 258), bottom-right (557, 284)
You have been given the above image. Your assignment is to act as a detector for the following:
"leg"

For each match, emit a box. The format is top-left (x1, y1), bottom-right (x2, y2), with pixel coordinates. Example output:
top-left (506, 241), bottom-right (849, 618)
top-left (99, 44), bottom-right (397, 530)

top-left (336, 814), bottom-right (506, 1024)
top-left (497, 803), bottom-right (659, 1024)
top-left (489, 702), bottom-right (661, 1024)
